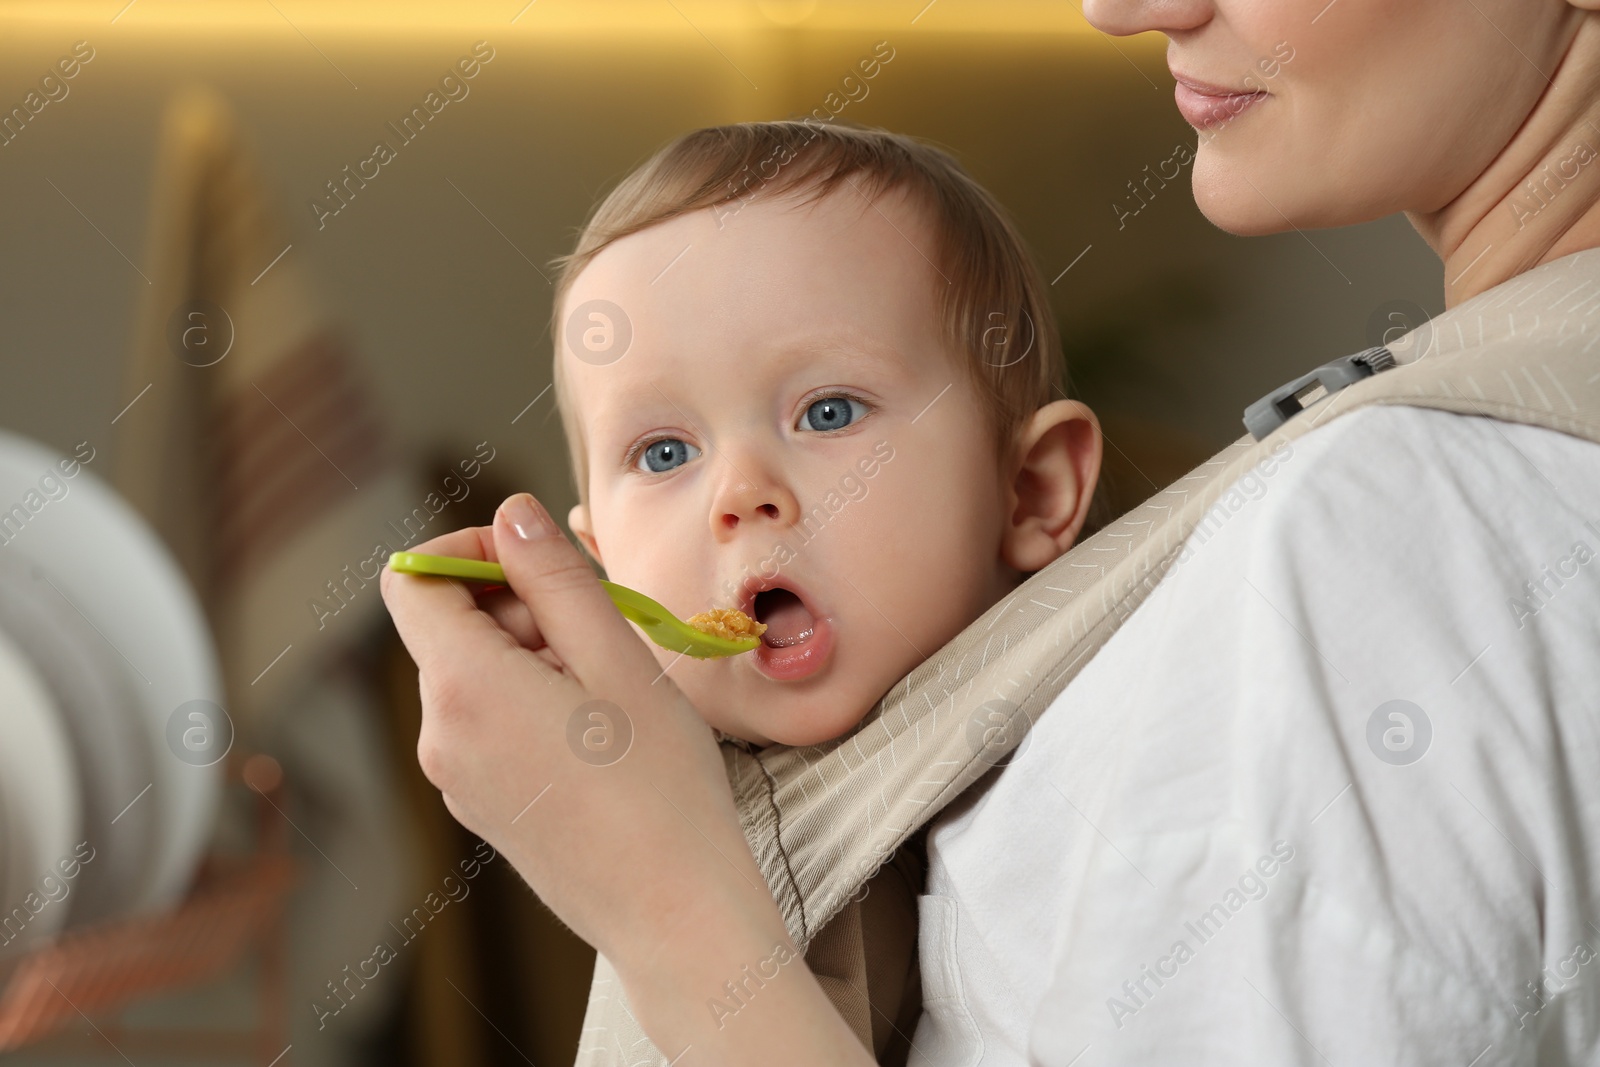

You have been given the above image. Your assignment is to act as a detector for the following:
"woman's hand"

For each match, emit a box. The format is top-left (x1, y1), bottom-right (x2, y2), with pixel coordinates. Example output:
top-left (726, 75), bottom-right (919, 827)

top-left (380, 493), bottom-right (870, 1065)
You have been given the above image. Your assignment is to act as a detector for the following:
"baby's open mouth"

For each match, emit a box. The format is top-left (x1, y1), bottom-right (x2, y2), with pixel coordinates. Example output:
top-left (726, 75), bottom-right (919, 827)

top-left (753, 587), bottom-right (816, 648)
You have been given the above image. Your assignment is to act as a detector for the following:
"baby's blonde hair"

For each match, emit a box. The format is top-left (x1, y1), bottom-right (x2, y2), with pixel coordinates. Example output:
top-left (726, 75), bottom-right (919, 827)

top-left (549, 120), bottom-right (1063, 499)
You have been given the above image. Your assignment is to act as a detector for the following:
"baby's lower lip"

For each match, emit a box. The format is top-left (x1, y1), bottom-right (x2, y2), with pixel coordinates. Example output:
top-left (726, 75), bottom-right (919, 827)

top-left (752, 617), bottom-right (833, 681)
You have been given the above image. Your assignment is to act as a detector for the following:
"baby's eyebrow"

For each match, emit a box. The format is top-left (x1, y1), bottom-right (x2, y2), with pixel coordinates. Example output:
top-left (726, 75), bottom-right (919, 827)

top-left (583, 331), bottom-right (907, 431)
top-left (774, 332), bottom-right (904, 369)
top-left (594, 381), bottom-right (696, 428)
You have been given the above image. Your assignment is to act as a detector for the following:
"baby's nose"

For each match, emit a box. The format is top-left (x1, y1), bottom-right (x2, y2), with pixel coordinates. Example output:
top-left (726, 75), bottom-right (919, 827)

top-left (722, 502), bottom-right (779, 527)
top-left (712, 478), bottom-right (797, 538)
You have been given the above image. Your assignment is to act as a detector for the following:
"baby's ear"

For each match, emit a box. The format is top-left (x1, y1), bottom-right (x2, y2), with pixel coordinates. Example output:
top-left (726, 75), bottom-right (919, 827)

top-left (1001, 399), bottom-right (1102, 573)
top-left (568, 503), bottom-right (603, 565)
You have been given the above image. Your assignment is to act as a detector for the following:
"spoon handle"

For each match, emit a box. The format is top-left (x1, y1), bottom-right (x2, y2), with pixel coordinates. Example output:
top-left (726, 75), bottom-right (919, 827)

top-left (387, 551), bottom-right (756, 658)
top-left (389, 551), bottom-right (506, 584)
top-left (387, 554), bottom-right (665, 624)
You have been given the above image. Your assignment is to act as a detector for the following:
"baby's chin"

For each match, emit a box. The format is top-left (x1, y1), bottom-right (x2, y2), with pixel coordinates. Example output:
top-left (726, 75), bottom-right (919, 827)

top-left (702, 687), bottom-right (880, 749)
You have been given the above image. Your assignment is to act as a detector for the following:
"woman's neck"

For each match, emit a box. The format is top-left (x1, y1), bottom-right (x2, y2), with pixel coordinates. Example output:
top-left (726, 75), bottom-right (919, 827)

top-left (1410, 15), bottom-right (1600, 307)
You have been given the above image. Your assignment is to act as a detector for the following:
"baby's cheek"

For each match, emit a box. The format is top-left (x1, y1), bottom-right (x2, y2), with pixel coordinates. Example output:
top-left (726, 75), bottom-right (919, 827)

top-left (847, 509), bottom-right (989, 646)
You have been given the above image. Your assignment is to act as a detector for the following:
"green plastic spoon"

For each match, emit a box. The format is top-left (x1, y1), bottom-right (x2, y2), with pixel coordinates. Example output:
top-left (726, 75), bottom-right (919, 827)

top-left (386, 551), bottom-right (760, 658)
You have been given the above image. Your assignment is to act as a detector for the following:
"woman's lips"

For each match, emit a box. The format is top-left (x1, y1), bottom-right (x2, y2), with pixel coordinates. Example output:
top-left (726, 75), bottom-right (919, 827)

top-left (1172, 74), bottom-right (1267, 130)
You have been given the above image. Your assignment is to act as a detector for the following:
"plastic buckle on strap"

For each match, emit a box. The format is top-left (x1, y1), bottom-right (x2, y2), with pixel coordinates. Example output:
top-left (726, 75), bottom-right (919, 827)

top-left (1242, 345), bottom-right (1397, 441)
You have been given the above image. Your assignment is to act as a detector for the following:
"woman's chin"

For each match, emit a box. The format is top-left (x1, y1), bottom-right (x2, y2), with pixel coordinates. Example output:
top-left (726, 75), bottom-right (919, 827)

top-left (1191, 164), bottom-right (1296, 237)
top-left (1192, 153), bottom-right (1380, 236)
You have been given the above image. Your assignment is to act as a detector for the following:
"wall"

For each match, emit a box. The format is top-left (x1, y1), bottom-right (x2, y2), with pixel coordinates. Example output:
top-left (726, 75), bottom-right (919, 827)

top-left (0, 0), bottom-right (1444, 530)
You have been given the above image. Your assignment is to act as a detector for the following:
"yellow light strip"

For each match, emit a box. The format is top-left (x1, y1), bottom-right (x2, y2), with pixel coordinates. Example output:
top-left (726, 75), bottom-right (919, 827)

top-left (0, 0), bottom-right (1165, 41)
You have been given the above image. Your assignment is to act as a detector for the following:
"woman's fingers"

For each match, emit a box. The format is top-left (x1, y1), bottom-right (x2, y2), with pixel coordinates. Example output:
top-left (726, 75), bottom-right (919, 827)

top-left (478, 587), bottom-right (545, 650)
top-left (390, 526), bottom-right (551, 650)
top-left (490, 493), bottom-right (660, 687)
top-left (384, 524), bottom-right (544, 650)
top-left (405, 523), bottom-right (499, 564)
top-left (380, 546), bottom-right (503, 681)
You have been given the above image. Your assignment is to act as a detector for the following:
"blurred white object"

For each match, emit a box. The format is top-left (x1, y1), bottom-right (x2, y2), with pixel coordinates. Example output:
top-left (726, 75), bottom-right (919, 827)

top-left (0, 625), bottom-right (81, 956)
top-left (0, 429), bottom-right (222, 924)
top-left (0, 547), bottom-right (152, 928)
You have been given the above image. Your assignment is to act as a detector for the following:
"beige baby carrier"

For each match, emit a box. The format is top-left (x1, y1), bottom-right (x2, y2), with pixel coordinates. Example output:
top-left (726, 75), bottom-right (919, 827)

top-left (576, 249), bottom-right (1600, 1065)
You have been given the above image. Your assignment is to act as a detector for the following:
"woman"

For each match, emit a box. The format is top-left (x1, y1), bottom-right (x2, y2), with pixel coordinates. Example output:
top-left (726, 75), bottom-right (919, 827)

top-left (381, 0), bottom-right (1600, 1062)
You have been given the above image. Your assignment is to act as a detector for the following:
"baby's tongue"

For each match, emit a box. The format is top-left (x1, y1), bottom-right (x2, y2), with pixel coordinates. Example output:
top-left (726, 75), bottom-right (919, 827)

top-left (755, 589), bottom-right (815, 648)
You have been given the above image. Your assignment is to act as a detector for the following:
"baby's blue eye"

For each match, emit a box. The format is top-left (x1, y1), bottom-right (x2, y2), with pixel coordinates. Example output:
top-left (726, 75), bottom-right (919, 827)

top-left (802, 396), bottom-right (866, 432)
top-left (637, 438), bottom-right (700, 473)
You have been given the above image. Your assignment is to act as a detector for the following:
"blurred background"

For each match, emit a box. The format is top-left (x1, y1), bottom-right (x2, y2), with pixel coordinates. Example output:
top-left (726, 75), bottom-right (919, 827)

top-left (0, 1), bottom-right (1442, 1065)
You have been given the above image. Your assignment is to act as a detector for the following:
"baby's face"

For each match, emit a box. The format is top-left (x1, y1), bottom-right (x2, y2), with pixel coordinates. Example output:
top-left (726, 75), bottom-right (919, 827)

top-left (562, 186), bottom-right (1019, 746)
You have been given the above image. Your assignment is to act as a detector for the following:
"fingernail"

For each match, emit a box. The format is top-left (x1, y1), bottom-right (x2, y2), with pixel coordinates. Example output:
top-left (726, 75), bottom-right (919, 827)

top-left (502, 493), bottom-right (556, 540)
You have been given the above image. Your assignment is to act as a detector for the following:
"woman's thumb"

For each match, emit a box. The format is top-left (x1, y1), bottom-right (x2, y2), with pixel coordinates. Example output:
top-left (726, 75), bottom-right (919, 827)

top-left (491, 494), bottom-right (639, 676)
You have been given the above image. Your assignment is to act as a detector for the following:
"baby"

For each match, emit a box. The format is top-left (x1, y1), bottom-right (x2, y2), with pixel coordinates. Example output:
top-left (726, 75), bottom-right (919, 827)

top-left (551, 120), bottom-right (1102, 748)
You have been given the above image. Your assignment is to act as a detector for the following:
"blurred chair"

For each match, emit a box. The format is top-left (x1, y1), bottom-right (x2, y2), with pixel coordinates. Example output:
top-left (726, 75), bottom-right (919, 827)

top-left (107, 86), bottom-right (422, 1067)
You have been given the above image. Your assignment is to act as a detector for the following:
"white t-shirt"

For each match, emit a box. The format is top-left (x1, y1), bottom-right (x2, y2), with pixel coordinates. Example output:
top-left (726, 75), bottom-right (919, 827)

top-left (914, 404), bottom-right (1600, 1066)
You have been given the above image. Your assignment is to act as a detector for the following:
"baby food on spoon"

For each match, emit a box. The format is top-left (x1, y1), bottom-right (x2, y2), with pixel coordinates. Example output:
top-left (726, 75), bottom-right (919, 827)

top-left (686, 608), bottom-right (768, 642)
